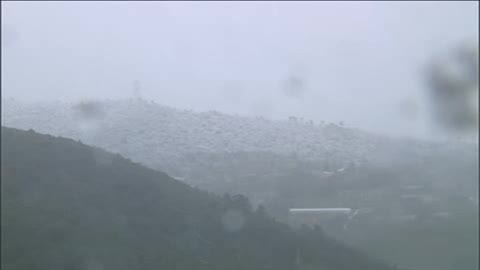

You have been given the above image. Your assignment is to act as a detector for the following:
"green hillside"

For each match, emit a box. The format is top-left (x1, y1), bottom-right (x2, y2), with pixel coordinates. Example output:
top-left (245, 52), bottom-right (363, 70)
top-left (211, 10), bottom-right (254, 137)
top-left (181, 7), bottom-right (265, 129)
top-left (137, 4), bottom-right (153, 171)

top-left (1, 127), bottom-right (392, 270)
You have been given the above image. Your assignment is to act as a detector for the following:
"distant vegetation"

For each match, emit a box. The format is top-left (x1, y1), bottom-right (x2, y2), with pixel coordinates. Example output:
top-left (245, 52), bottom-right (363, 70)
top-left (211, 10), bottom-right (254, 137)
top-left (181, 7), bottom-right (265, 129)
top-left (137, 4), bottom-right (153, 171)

top-left (1, 127), bottom-right (393, 270)
top-left (2, 99), bottom-right (477, 270)
top-left (180, 149), bottom-right (478, 270)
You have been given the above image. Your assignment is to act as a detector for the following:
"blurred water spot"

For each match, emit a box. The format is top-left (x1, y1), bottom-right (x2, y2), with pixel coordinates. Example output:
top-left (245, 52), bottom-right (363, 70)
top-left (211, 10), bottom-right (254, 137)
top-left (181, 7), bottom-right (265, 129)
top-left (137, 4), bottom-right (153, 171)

top-left (71, 101), bottom-right (106, 137)
top-left (73, 100), bottom-right (106, 119)
top-left (221, 209), bottom-right (245, 233)
top-left (282, 75), bottom-right (307, 99)
top-left (426, 43), bottom-right (478, 136)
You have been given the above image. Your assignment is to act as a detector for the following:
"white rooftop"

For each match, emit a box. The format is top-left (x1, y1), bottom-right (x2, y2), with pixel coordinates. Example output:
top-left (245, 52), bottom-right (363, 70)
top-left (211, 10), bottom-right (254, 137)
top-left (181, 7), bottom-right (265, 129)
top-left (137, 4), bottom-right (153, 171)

top-left (289, 208), bottom-right (352, 213)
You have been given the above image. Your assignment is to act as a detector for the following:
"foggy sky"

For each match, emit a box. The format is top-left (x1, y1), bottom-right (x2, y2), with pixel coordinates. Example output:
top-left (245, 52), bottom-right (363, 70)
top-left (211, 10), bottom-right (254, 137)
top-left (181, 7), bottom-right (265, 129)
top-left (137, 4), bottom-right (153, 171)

top-left (1, 1), bottom-right (478, 139)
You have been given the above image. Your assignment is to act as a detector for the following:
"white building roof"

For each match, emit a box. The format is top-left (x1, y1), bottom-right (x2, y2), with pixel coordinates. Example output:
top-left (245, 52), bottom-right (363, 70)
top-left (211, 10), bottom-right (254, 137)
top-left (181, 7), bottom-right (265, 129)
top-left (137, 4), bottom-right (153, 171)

top-left (289, 208), bottom-right (352, 213)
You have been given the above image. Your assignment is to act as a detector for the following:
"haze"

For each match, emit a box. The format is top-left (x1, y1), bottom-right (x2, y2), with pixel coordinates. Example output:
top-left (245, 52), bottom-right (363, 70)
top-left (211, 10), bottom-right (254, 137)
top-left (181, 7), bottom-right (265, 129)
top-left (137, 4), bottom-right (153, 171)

top-left (1, 1), bottom-right (478, 139)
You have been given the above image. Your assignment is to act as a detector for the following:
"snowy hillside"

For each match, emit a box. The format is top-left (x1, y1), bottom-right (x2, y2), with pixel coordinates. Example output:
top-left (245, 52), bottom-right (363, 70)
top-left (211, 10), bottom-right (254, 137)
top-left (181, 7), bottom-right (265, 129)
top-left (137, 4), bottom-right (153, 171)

top-left (1, 98), bottom-right (452, 175)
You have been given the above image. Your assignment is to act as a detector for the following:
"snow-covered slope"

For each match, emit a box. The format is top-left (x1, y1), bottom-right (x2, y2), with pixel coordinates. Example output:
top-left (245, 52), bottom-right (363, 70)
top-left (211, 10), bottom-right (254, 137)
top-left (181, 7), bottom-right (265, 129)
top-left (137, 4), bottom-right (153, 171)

top-left (0, 98), bottom-right (448, 175)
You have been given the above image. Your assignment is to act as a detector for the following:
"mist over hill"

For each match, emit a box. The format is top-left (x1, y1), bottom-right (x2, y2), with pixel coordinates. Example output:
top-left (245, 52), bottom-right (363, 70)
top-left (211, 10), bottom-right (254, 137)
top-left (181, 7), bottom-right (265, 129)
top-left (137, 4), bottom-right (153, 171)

top-left (1, 98), bottom-right (453, 175)
top-left (1, 126), bottom-right (394, 270)
top-left (2, 98), bottom-right (477, 270)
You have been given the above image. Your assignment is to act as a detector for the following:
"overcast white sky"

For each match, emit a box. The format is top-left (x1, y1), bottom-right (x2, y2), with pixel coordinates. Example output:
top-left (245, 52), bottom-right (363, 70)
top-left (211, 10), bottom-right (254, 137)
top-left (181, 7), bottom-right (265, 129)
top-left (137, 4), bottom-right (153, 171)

top-left (1, 1), bottom-right (478, 138)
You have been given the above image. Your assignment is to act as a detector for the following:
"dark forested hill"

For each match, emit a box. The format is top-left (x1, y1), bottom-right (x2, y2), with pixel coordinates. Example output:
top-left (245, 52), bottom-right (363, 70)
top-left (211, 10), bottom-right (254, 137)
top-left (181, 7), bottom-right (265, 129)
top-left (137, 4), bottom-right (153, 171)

top-left (1, 127), bottom-right (392, 270)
